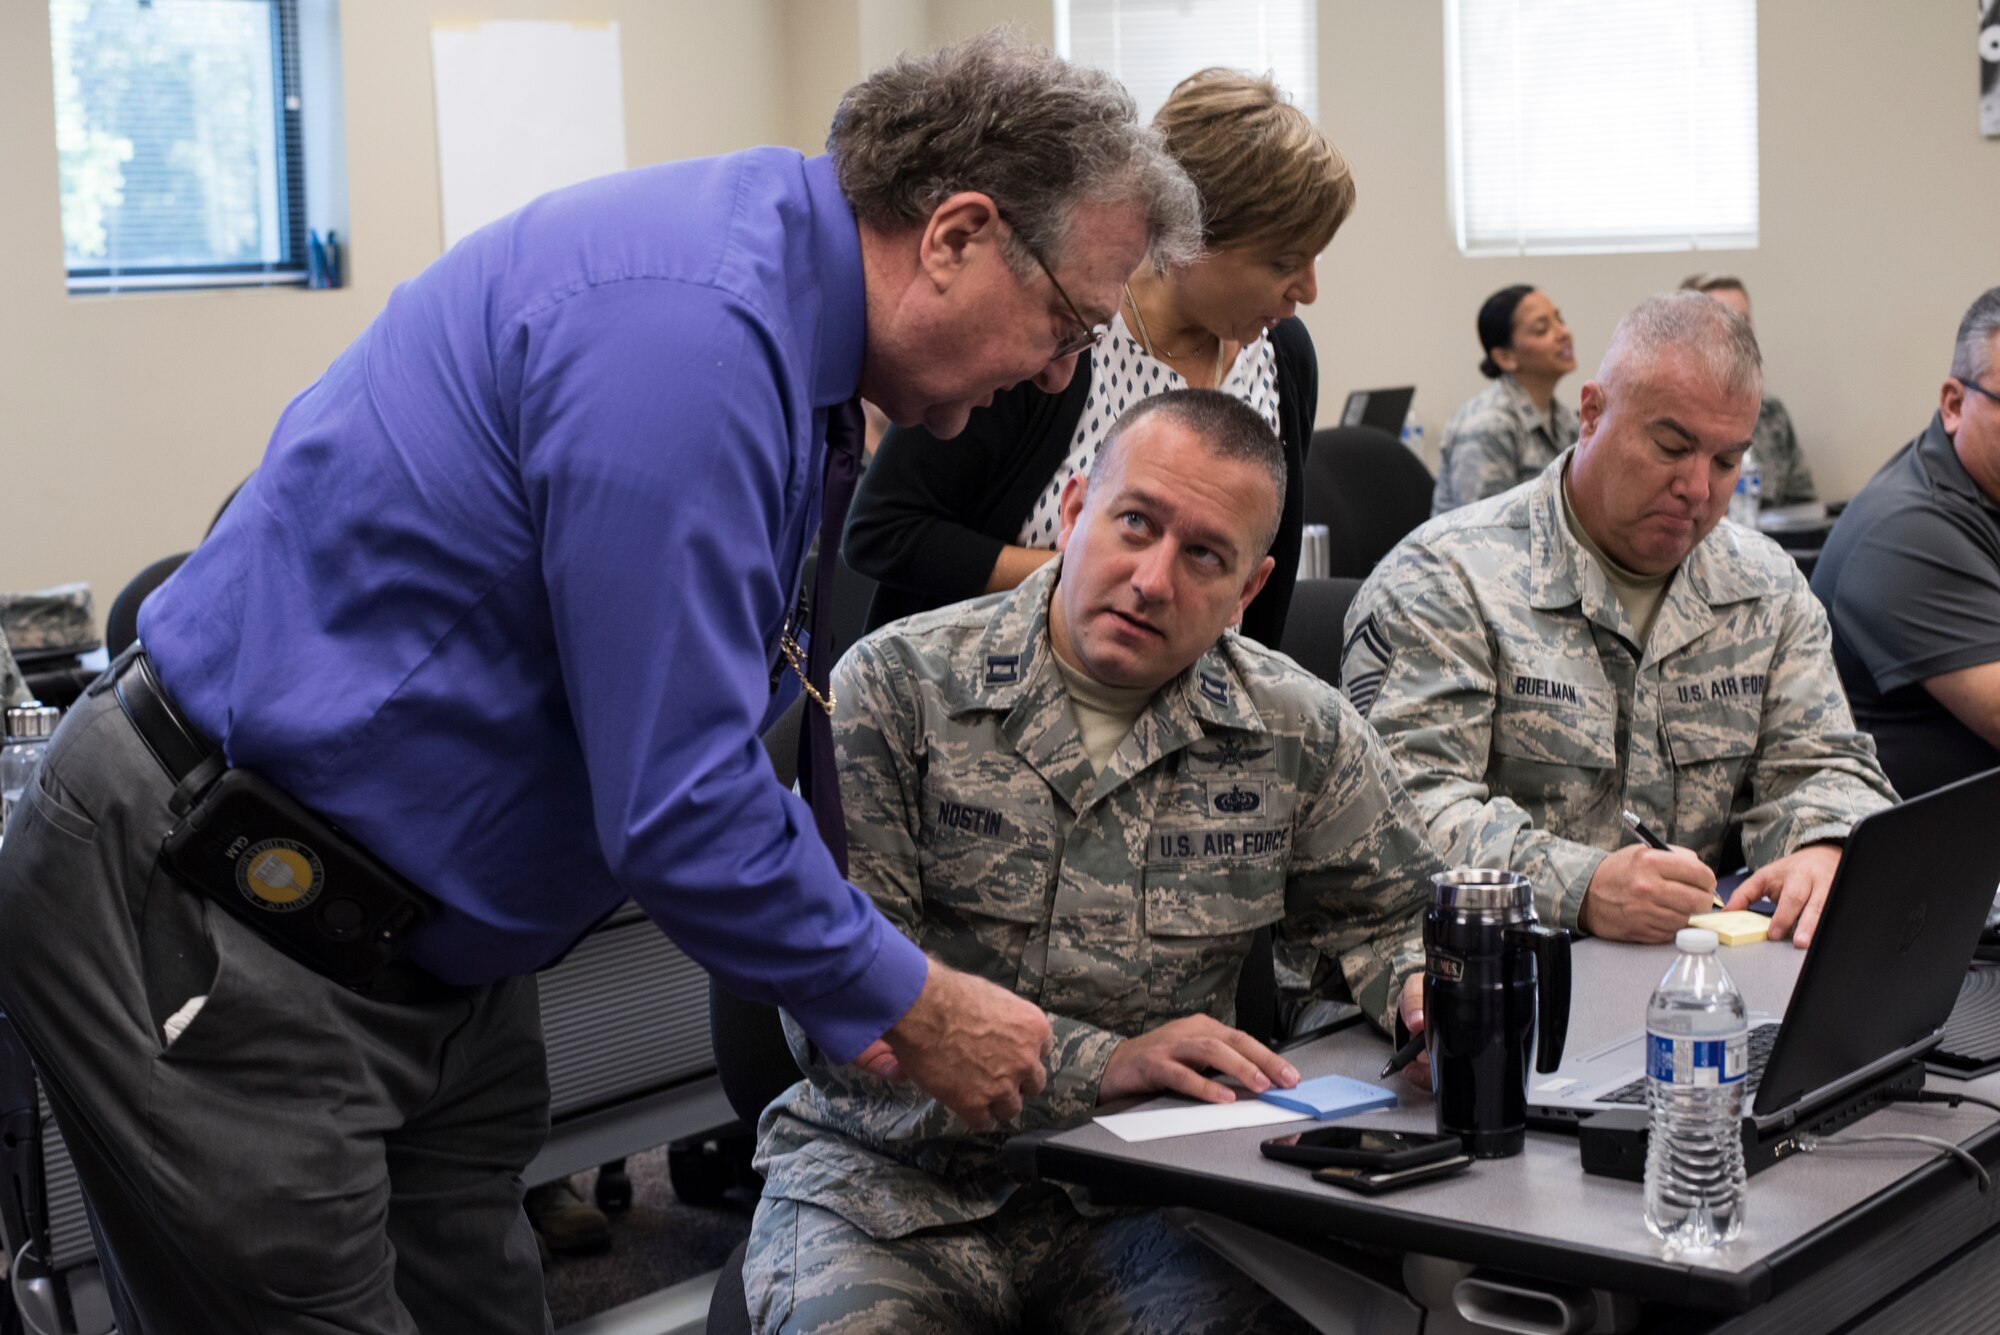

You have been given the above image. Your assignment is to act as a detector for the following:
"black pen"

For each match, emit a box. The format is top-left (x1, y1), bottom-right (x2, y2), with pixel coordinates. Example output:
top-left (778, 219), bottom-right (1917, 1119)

top-left (1622, 809), bottom-right (1726, 911)
top-left (1379, 1031), bottom-right (1426, 1079)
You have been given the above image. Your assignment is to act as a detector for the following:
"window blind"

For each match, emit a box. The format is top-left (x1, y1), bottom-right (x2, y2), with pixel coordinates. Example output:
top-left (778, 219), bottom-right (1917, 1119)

top-left (1056, 0), bottom-right (1318, 126)
top-left (1446, 0), bottom-right (1758, 256)
top-left (51, 0), bottom-right (304, 286)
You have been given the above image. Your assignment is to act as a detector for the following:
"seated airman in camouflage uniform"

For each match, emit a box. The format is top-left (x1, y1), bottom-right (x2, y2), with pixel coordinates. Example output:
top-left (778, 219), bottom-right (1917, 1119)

top-left (1345, 293), bottom-right (1895, 951)
top-left (1681, 275), bottom-right (1818, 506)
top-left (748, 390), bottom-right (1442, 1335)
top-left (1431, 286), bottom-right (1582, 516)
top-left (0, 628), bottom-right (24, 708)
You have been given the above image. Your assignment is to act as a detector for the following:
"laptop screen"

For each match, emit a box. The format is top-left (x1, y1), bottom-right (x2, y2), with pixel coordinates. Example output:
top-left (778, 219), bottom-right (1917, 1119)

top-left (1752, 766), bottom-right (2000, 1115)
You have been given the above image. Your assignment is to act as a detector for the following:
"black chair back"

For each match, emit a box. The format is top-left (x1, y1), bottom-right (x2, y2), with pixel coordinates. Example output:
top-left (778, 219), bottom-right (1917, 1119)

top-left (104, 552), bottom-right (190, 658)
top-left (1279, 577), bottom-right (1366, 689)
top-left (1302, 426), bottom-right (1434, 578)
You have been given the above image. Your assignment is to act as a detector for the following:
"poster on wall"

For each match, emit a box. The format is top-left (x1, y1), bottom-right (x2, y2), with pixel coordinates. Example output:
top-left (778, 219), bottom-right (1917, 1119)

top-left (1983, 0), bottom-right (2000, 136)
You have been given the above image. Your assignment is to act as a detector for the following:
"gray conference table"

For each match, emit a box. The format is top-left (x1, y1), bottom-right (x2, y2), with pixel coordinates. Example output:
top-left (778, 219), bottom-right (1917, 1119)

top-left (1015, 938), bottom-right (2000, 1334)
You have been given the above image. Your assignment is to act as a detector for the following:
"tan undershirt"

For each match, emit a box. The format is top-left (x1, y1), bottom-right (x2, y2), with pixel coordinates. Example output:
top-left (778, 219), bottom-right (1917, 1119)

top-left (1561, 471), bottom-right (1674, 648)
top-left (1049, 640), bottom-right (1155, 774)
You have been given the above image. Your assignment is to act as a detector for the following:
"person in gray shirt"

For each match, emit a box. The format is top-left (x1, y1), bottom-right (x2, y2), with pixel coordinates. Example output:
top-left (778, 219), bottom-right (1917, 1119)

top-left (1815, 287), bottom-right (2000, 797)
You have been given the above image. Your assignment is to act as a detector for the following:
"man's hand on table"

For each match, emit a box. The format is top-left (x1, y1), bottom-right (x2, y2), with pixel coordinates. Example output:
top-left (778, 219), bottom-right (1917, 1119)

top-left (1579, 843), bottom-right (1718, 942)
top-left (1098, 1015), bottom-right (1300, 1106)
top-left (868, 961), bottom-right (1055, 1131)
top-left (1727, 842), bottom-right (1843, 949)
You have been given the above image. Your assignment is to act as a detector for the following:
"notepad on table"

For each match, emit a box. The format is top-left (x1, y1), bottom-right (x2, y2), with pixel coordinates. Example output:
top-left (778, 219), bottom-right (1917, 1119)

top-left (1257, 1073), bottom-right (1397, 1120)
top-left (1688, 909), bottom-right (1775, 946)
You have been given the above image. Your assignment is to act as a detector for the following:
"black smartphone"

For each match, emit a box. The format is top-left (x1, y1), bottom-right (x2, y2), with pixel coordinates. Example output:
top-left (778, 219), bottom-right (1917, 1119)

top-left (1312, 1154), bottom-right (1473, 1195)
top-left (1260, 1125), bottom-right (1463, 1171)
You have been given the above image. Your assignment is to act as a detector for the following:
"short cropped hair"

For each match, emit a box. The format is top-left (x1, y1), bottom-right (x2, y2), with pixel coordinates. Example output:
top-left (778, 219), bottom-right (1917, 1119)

top-left (1597, 291), bottom-right (1763, 405)
top-left (1680, 273), bottom-right (1749, 299)
top-left (1951, 287), bottom-right (2000, 385)
top-left (828, 31), bottom-right (1202, 277)
top-left (1090, 389), bottom-right (1287, 556)
top-left (1152, 68), bottom-right (1356, 259)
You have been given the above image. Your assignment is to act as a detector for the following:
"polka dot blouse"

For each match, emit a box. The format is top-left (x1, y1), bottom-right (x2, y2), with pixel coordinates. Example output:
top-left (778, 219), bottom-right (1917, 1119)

top-left (1016, 313), bottom-right (1282, 548)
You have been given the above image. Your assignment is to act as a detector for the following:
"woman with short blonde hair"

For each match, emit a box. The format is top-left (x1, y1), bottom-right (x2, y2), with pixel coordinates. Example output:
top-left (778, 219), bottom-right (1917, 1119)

top-left (848, 68), bottom-right (1354, 649)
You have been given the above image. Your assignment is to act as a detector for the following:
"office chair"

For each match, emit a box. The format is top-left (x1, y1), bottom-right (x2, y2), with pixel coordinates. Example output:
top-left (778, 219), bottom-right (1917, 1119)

top-left (100, 469), bottom-right (249, 660)
top-left (1301, 426), bottom-right (1434, 579)
top-left (1278, 577), bottom-right (1366, 690)
top-left (103, 553), bottom-right (190, 659)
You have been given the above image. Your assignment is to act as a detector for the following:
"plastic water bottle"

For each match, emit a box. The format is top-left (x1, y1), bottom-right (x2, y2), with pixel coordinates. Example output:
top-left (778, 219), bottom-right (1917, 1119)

top-left (1399, 407), bottom-right (1426, 459)
top-left (1728, 448), bottom-right (1762, 528)
top-left (1644, 928), bottom-right (1748, 1250)
top-left (0, 701), bottom-right (61, 838)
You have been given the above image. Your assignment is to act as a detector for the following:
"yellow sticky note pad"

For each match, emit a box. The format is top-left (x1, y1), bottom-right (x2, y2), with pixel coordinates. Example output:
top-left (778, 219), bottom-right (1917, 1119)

top-left (1688, 910), bottom-right (1773, 946)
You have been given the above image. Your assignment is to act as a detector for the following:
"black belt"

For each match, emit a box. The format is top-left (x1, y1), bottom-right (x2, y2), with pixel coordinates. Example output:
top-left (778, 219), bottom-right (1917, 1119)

top-left (105, 644), bottom-right (220, 789)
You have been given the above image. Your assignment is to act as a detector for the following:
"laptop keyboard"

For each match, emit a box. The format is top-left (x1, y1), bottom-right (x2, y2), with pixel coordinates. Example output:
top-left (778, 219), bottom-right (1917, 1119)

top-left (1600, 1022), bottom-right (1781, 1105)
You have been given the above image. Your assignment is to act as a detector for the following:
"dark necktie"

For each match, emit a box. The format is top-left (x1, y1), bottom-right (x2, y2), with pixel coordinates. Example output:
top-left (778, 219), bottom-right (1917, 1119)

top-left (795, 399), bottom-right (864, 877)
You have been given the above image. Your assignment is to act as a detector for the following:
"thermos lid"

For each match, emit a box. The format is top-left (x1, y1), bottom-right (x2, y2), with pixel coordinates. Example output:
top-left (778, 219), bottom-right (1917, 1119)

top-left (1430, 867), bottom-right (1533, 910)
top-left (4, 700), bottom-right (60, 742)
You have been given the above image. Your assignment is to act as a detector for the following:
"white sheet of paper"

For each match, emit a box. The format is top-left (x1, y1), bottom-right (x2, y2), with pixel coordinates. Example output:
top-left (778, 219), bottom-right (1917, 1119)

top-left (1095, 1098), bottom-right (1309, 1143)
top-left (430, 20), bottom-right (628, 249)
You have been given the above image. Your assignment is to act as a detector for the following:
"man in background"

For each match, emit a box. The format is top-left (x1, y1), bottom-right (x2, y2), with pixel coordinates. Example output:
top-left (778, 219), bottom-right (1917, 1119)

top-left (1345, 293), bottom-right (1894, 949)
top-left (1680, 273), bottom-right (1819, 506)
top-left (1815, 287), bottom-right (2000, 797)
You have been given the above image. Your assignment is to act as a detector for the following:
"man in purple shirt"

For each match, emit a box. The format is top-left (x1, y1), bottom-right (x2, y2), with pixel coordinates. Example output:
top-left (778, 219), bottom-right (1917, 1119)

top-left (0, 34), bottom-right (1199, 1333)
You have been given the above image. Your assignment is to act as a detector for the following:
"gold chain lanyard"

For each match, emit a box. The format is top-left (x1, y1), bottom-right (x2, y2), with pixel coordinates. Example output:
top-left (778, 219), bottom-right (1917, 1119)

top-left (779, 629), bottom-right (835, 715)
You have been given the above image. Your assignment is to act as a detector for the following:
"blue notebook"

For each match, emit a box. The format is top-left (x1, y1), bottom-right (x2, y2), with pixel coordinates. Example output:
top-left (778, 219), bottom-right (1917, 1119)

top-left (1258, 1073), bottom-right (1397, 1120)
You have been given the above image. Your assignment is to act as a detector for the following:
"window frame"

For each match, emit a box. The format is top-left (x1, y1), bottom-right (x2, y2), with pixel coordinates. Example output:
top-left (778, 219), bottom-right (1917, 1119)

top-left (1053, 0), bottom-right (1319, 127)
top-left (54, 0), bottom-right (318, 294)
top-left (1443, 0), bottom-right (1760, 259)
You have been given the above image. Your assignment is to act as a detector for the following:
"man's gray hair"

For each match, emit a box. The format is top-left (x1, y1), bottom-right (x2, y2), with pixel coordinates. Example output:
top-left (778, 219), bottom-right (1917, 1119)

top-left (1597, 291), bottom-right (1763, 403)
top-left (1950, 287), bottom-right (2000, 384)
top-left (1090, 389), bottom-right (1287, 556)
top-left (827, 30), bottom-right (1203, 276)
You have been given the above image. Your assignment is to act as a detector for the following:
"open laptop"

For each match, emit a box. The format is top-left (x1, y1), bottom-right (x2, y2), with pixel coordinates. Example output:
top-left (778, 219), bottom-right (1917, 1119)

top-left (1527, 767), bottom-right (2000, 1161)
top-left (1338, 386), bottom-right (1414, 435)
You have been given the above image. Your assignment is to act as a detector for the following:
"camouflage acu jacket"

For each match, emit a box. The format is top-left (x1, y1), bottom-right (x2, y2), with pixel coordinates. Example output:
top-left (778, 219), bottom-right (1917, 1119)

top-left (1431, 374), bottom-right (1581, 516)
top-left (756, 560), bottom-right (1439, 1239)
top-left (0, 628), bottom-right (24, 708)
top-left (1752, 394), bottom-right (1818, 508)
top-left (1344, 451), bottom-right (1895, 932)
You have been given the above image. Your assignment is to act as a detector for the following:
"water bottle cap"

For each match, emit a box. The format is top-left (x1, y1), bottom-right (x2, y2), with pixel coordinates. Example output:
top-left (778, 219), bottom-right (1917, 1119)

top-left (1676, 927), bottom-right (1719, 953)
top-left (4, 700), bottom-right (60, 742)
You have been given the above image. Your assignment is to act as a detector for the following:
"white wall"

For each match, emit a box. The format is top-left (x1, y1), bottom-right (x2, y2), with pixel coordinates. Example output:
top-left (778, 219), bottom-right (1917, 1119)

top-left (0, 0), bottom-right (789, 619)
top-left (925, 0), bottom-right (2000, 497)
top-left (5, 0), bottom-right (1996, 626)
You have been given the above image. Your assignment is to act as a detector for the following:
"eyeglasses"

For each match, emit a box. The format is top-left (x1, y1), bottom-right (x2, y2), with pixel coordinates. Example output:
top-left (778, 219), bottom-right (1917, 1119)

top-left (998, 209), bottom-right (1110, 361)
top-left (1960, 377), bottom-right (2000, 408)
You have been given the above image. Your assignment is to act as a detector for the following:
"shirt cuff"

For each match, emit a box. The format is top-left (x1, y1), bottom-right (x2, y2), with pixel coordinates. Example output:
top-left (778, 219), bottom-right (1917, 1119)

top-left (1784, 821), bottom-right (1854, 857)
top-left (1554, 845), bottom-right (1612, 934)
top-left (1035, 1016), bottom-right (1124, 1123)
top-left (787, 921), bottom-right (929, 1064)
